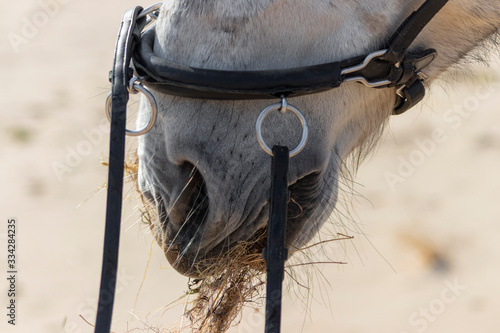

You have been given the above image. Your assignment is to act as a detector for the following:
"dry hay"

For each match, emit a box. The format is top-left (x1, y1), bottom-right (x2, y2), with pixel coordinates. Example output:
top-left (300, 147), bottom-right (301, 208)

top-left (181, 234), bottom-right (267, 333)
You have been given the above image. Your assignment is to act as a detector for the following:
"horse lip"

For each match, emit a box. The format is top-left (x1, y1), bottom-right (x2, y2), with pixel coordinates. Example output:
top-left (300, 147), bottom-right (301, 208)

top-left (165, 245), bottom-right (204, 278)
top-left (162, 171), bottom-right (323, 277)
top-left (164, 227), bottom-right (268, 278)
top-left (163, 211), bottom-right (306, 278)
top-left (164, 220), bottom-right (304, 278)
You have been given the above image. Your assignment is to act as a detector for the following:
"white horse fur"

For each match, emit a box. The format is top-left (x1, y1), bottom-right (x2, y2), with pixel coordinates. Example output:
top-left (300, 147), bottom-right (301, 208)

top-left (136, 0), bottom-right (500, 276)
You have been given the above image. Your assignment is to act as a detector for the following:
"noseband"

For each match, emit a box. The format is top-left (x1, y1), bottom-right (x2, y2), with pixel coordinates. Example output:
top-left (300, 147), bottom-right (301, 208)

top-left (95, 1), bottom-right (449, 332)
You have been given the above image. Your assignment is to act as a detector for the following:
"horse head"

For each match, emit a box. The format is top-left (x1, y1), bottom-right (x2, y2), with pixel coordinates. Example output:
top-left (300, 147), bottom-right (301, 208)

top-left (135, 0), bottom-right (500, 277)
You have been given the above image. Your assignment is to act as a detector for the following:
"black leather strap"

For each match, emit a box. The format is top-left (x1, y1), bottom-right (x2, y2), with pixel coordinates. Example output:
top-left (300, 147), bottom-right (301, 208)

top-left (94, 6), bottom-right (143, 333)
top-left (384, 0), bottom-right (449, 63)
top-left (264, 146), bottom-right (289, 333)
top-left (134, 29), bottom-right (343, 100)
top-left (133, 28), bottom-right (435, 102)
top-left (132, 0), bottom-right (448, 114)
top-left (383, 0), bottom-right (449, 113)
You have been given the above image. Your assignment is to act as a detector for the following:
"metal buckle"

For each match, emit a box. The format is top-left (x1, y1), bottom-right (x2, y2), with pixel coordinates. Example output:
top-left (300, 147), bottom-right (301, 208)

top-left (416, 70), bottom-right (430, 82)
top-left (341, 49), bottom-right (397, 88)
top-left (396, 70), bottom-right (429, 98)
top-left (396, 85), bottom-right (406, 98)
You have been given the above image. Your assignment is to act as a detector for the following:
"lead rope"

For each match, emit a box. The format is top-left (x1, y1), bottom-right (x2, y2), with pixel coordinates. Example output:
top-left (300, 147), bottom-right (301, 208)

top-left (257, 98), bottom-right (308, 333)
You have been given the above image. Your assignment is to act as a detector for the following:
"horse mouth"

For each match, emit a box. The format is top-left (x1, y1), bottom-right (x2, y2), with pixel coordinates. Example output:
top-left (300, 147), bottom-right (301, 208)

top-left (165, 228), bottom-right (268, 278)
top-left (154, 170), bottom-right (323, 278)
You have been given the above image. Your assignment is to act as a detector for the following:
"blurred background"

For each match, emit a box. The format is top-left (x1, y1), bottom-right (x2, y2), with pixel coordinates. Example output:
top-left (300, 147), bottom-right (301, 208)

top-left (1, 1), bottom-right (499, 332)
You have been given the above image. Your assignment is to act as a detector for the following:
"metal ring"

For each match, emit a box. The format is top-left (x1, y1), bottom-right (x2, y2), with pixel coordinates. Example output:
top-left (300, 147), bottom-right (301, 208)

top-left (256, 103), bottom-right (308, 157)
top-left (128, 76), bottom-right (141, 94)
top-left (105, 83), bottom-right (158, 136)
top-left (138, 3), bottom-right (162, 19)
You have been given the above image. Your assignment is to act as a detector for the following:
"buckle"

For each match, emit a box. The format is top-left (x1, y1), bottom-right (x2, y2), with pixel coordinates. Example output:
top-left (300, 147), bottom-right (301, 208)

top-left (341, 49), bottom-right (397, 88)
top-left (340, 47), bottom-right (437, 115)
top-left (392, 50), bottom-right (436, 115)
top-left (393, 79), bottom-right (426, 115)
top-left (396, 70), bottom-right (429, 98)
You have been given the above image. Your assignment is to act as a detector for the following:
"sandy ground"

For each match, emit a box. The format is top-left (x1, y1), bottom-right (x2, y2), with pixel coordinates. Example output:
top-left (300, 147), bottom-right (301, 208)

top-left (1, 1), bottom-right (499, 332)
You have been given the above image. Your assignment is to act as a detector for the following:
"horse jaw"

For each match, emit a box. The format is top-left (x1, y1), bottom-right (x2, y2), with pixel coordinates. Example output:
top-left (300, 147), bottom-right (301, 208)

top-left (136, 0), bottom-right (500, 277)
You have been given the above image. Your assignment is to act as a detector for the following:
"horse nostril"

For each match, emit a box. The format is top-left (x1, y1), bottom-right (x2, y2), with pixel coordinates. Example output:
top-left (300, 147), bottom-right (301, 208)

top-left (168, 163), bottom-right (210, 228)
top-left (290, 172), bottom-right (321, 192)
top-left (288, 172), bottom-right (322, 219)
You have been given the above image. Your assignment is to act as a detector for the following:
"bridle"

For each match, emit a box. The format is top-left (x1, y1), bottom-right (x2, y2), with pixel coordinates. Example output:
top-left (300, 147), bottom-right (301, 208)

top-left (95, 0), bottom-right (449, 332)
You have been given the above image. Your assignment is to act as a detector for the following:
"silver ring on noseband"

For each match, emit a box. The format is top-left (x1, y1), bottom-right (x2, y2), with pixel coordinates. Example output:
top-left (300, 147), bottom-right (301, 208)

top-left (138, 3), bottom-right (162, 20)
top-left (256, 100), bottom-right (309, 157)
top-left (105, 78), bottom-right (158, 136)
